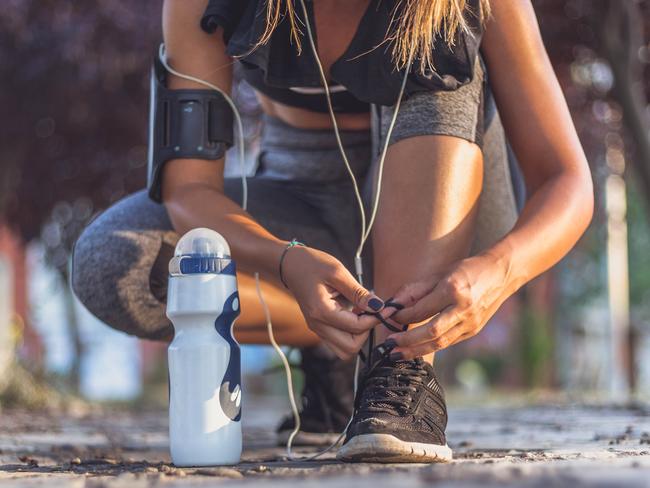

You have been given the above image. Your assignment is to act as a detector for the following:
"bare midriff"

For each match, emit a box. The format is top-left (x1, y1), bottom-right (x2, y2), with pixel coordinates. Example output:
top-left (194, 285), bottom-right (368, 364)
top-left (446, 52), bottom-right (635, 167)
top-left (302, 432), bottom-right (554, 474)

top-left (255, 90), bottom-right (370, 131)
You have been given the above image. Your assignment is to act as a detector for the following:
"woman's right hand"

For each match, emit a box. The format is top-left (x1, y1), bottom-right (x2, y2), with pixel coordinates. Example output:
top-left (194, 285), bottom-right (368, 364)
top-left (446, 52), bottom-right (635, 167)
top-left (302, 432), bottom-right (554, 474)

top-left (281, 246), bottom-right (384, 359)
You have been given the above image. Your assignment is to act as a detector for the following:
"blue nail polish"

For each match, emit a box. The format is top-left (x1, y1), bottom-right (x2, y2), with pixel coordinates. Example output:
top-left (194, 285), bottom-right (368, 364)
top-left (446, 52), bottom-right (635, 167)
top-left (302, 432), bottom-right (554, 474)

top-left (368, 297), bottom-right (384, 311)
top-left (383, 338), bottom-right (397, 350)
top-left (389, 352), bottom-right (404, 362)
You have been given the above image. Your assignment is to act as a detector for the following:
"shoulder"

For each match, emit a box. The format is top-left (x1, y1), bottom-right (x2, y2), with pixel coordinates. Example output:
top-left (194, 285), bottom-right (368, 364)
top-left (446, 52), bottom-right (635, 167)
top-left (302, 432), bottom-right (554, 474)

top-left (200, 0), bottom-right (257, 40)
top-left (482, 0), bottom-right (543, 50)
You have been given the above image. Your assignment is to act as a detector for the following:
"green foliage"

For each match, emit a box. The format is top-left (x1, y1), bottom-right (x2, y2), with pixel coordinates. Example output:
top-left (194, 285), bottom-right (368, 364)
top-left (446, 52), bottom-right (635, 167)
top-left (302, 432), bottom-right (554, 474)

top-left (518, 303), bottom-right (553, 388)
top-left (626, 179), bottom-right (650, 309)
top-left (0, 361), bottom-right (67, 410)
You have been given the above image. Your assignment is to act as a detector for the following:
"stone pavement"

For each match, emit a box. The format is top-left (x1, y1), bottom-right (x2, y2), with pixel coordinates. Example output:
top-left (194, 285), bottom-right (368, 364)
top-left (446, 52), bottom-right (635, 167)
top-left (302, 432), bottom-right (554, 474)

top-left (1, 397), bottom-right (649, 487)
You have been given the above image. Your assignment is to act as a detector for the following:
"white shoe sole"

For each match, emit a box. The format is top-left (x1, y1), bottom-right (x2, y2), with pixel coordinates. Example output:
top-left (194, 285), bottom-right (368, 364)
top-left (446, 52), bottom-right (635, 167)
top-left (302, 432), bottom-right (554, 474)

top-left (277, 430), bottom-right (343, 447)
top-left (336, 433), bottom-right (452, 463)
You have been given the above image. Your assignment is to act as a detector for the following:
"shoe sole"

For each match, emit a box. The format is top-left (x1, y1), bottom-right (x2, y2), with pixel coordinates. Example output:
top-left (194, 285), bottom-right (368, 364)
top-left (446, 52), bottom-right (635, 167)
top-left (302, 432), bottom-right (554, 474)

top-left (336, 433), bottom-right (452, 463)
top-left (277, 430), bottom-right (343, 447)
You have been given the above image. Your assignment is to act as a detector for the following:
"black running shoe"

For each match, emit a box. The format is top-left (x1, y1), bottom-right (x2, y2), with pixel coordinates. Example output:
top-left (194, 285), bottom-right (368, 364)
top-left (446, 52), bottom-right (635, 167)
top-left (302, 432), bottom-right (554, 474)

top-left (276, 347), bottom-right (355, 446)
top-left (337, 346), bottom-right (452, 463)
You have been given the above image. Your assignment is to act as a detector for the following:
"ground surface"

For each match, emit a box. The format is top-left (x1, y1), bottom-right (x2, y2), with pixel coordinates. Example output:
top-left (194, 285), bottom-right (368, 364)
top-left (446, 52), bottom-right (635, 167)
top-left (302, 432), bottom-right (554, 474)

top-left (1, 398), bottom-right (650, 487)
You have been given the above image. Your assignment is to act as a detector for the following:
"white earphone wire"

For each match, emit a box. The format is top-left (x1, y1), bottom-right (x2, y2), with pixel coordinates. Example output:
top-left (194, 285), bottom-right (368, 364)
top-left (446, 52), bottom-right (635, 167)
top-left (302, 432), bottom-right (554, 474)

top-left (158, 0), bottom-right (413, 459)
top-left (158, 44), bottom-right (248, 211)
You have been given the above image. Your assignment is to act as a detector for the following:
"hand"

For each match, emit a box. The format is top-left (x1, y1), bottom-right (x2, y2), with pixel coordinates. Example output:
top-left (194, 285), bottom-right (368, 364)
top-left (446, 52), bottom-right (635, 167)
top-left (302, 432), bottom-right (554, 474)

top-left (282, 246), bottom-right (384, 359)
top-left (383, 253), bottom-right (511, 359)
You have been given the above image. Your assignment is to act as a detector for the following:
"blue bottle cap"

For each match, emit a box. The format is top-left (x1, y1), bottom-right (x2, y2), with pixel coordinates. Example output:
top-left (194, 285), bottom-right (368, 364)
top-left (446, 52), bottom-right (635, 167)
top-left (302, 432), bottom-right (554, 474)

top-left (169, 228), bottom-right (236, 276)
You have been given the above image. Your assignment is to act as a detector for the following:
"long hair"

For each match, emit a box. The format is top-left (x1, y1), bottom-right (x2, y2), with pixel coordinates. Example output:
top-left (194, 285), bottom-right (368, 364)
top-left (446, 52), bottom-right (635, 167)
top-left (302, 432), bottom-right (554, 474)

top-left (253, 0), bottom-right (491, 73)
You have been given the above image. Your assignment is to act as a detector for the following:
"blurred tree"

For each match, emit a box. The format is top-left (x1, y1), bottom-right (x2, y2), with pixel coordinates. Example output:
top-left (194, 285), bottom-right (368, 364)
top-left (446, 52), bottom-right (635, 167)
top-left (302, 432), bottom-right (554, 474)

top-left (535, 0), bottom-right (650, 393)
top-left (1, 0), bottom-right (163, 243)
top-left (593, 0), bottom-right (650, 204)
top-left (0, 0), bottom-right (163, 391)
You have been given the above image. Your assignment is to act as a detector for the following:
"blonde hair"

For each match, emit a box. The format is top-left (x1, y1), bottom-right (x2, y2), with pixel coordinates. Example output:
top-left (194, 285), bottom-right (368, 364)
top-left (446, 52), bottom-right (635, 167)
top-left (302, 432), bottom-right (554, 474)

top-left (254, 0), bottom-right (490, 73)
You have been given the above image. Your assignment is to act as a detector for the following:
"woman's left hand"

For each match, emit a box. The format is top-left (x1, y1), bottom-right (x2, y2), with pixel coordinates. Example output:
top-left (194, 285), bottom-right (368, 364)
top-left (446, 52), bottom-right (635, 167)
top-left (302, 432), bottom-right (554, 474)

top-left (383, 252), bottom-right (513, 359)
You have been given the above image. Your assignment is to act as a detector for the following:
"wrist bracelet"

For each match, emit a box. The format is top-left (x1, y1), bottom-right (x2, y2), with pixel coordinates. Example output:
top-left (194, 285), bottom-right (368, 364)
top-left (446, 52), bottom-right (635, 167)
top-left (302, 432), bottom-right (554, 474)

top-left (279, 238), bottom-right (306, 289)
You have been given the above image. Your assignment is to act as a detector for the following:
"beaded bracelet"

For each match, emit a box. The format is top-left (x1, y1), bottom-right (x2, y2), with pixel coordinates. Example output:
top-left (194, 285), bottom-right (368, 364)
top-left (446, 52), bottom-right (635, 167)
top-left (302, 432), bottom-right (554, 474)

top-left (279, 238), bottom-right (306, 289)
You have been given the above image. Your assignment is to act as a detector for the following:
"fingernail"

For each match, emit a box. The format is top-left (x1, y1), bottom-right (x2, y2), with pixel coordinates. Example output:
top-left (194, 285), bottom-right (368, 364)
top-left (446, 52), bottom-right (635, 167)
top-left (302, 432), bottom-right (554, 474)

top-left (368, 297), bottom-right (384, 312)
top-left (389, 351), bottom-right (404, 362)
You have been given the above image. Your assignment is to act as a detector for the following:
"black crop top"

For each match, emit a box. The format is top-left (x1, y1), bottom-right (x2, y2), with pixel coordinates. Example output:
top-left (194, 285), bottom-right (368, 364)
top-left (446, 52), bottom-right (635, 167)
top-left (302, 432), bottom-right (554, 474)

top-left (201, 0), bottom-right (483, 113)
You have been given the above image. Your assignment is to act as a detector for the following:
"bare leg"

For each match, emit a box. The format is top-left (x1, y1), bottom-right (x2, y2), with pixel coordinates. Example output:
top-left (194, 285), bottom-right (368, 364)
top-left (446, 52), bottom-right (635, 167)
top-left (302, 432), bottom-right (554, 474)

top-left (371, 135), bottom-right (483, 362)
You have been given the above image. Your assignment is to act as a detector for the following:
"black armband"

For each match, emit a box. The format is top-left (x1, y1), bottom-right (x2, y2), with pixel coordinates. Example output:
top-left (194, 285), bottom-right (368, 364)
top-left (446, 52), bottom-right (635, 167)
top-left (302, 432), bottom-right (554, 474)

top-left (147, 54), bottom-right (234, 202)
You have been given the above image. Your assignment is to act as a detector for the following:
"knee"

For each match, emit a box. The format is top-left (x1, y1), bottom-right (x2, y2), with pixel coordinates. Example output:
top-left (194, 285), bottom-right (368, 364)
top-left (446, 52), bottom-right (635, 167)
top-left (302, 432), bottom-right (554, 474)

top-left (71, 217), bottom-right (110, 319)
top-left (71, 197), bottom-right (175, 342)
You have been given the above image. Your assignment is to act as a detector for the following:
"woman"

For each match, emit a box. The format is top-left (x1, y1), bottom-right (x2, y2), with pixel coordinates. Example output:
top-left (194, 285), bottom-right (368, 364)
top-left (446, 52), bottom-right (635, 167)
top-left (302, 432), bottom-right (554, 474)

top-left (72, 0), bottom-right (593, 463)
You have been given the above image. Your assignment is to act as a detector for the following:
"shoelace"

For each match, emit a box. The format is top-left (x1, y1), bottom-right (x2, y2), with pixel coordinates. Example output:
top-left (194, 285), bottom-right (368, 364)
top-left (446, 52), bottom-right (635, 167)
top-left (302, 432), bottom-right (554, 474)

top-left (357, 298), bottom-right (407, 364)
top-left (355, 299), bottom-right (431, 417)
top-left (358, 298), bottom-right (406, 333)
top-left (269, 299), bottom-right (412, 419)
top-left (356, 354), bottom-right (428, 416)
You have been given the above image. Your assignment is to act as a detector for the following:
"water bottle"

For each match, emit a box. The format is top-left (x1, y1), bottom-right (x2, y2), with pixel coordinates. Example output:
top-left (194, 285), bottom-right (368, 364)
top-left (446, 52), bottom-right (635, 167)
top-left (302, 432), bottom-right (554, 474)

top-left (166, 228), bottom-right (242, 466)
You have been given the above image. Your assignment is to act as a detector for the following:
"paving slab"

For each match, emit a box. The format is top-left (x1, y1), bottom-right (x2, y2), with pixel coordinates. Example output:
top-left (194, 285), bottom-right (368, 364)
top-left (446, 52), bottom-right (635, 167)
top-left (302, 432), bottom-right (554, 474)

top-left (1, 399), bottom-right (649, 487)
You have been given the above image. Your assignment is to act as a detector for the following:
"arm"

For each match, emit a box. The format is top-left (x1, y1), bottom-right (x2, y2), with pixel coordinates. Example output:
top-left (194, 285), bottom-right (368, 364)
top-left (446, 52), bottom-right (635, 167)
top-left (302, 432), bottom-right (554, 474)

top-left (161, 0), bottom-right (380, 357)
top-left (386, 0), bottom-right (594, 358)
top-left (480, 0), bottom-right (594, 287)
top-left (161, 0), bottom-right (284, 279)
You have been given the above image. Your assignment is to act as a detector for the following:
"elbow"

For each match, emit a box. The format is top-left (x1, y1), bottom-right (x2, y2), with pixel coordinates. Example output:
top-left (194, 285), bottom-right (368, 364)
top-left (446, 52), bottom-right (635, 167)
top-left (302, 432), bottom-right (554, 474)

top-left (162, 180), bottom-right (220, 205)
top-left (570, 163), bottom-right (594, 236)
top-left (161, 180), bottom-right (225, 229)
top-left (583, 175), bottom-right (595, 228)
top-left (580, 163), bottom-right (594, 227)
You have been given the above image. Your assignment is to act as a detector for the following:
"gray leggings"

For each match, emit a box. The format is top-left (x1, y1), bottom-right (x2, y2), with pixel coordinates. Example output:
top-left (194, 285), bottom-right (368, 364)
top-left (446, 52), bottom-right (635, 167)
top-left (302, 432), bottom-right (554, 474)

top-left (72, 70), bottom-right (519, 341)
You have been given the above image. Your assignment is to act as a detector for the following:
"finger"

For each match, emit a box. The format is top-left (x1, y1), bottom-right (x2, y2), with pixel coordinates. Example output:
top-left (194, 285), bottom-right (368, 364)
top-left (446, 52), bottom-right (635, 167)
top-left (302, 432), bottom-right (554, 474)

top-left (333, 293), bottom-right (352, 311)
top-left (327, 266), bottom-right (385, 313)
top-left (320, 340), bottom-right (354, 360)
top-left (380, 316), bottom-right (406, 333)
top-left (393, 324), bottom-right (467, 359)
top-left (320, 303), bottom-right (381, 333)
top-left (311, 320), bottom-right (369, 357)
top-left (391, 281), bottom-right (453, 325)
top-left (388, 308), bottom-right (459, 348)
top-left (454, 331), bottom-right (475, 347)
top-left (367, 314), bottom-right (406, 334)
top-left (312, 330), bottom-right (355, 360)
top-left (382, 282), bottom-right (433, 317)
top-left (378, 299), bottom-right (404, 321)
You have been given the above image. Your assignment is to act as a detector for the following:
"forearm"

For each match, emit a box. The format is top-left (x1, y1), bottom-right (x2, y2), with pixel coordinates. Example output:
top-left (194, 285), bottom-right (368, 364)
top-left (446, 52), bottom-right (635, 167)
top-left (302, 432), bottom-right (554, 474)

top-left (487, 169), bottom-right (593, 296)
top-left (165, 181), bottom-right (286, 280)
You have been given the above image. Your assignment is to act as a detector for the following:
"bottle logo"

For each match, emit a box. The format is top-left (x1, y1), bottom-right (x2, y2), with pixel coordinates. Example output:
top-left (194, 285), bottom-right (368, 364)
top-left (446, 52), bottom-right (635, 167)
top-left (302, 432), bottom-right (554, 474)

top-left (214, 291), bottom-right (242, 421)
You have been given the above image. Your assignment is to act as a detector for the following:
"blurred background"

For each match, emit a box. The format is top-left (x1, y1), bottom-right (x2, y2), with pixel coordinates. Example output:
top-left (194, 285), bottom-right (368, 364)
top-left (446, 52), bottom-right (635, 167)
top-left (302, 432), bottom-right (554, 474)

top-left (0, 0), bottom-right (649, 410)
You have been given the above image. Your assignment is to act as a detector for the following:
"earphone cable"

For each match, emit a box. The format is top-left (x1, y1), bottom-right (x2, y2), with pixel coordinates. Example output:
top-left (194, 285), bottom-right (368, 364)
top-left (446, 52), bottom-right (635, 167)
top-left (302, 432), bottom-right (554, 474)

top-left (159, 4), bottom-right (413, 459)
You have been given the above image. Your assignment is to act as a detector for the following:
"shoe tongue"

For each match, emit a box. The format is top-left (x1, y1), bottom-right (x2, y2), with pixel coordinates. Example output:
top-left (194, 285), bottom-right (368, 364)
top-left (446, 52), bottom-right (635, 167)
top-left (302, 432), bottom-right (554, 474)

top-left (367, 342), bottom-right (401, 365)
top-left (367, 343), bottom-right (418, 368)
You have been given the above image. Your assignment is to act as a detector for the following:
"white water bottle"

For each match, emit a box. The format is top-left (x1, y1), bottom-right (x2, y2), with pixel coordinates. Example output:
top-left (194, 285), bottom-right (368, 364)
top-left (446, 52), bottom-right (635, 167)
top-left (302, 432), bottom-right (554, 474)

top-left (166, 228), bottom-right (242, 466)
